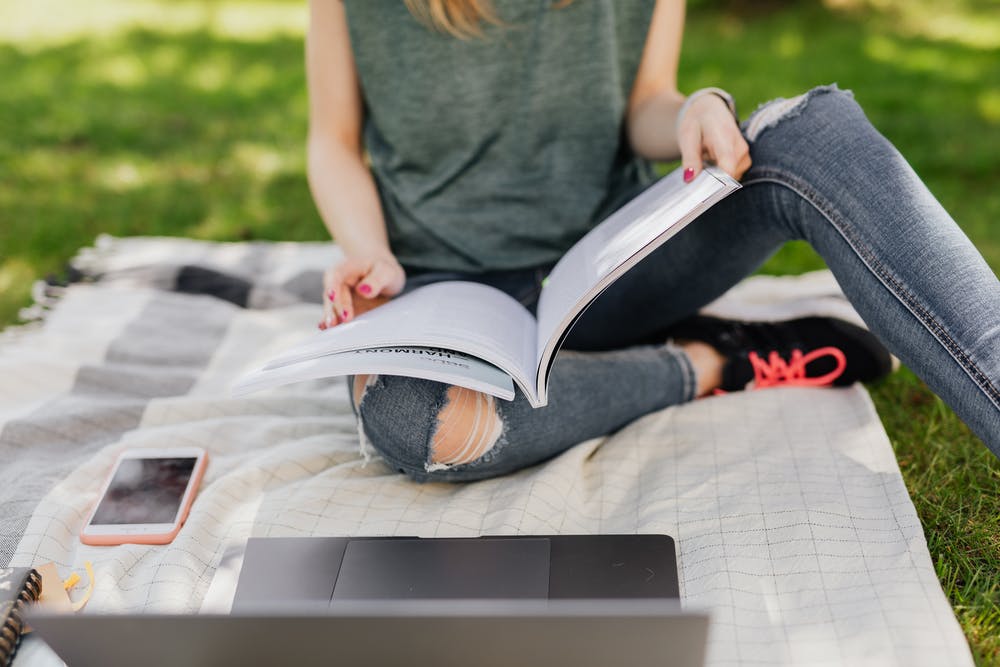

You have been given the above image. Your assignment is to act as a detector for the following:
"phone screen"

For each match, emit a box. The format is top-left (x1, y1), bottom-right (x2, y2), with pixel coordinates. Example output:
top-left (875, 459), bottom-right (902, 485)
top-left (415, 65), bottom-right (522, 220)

top-left (90, 457), bottom-right (198, 525)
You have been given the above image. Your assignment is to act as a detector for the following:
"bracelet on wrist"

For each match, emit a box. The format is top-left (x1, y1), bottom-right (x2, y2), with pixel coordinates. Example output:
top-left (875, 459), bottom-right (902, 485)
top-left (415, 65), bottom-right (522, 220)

top-left (676, 87), bottom-right (738, 132)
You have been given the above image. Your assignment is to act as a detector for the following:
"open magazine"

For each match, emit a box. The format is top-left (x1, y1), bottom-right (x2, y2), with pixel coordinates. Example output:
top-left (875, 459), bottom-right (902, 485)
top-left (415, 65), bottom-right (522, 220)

top-left (234, 166), bottom-right (741, 407)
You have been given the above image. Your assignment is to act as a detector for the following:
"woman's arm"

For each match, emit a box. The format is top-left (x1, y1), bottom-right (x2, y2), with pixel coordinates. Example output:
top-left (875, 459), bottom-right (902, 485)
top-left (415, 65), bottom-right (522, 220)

top-left (626, 0), bottom-right (750, 181)
top-left (307, 0), bottom-right (404, 327)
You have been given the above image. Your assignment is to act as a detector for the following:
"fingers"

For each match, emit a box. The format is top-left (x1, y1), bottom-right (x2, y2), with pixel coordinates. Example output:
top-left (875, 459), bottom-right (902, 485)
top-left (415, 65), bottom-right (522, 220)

top-left (320, 259), bottom-right (365, 329)
top-left (678, 122), bottom-right (704, 184)
top-left (321, 268), bottom-right (336, 329)
top-left (356, 257), bottom-right (406, 299)
top-left (680, 93), bottom-right (751, 183)
top-left (319, 256), bottom-right (406, 329)
top-left (705, 127), bottom-right (752, 181)
top-left (332, 264), bottom-right (360, 324)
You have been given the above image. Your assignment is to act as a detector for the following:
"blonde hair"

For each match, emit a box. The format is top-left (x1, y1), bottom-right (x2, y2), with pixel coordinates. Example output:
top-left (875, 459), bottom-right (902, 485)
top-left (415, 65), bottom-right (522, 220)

top-left (404, 0), bottom-right (574, 39)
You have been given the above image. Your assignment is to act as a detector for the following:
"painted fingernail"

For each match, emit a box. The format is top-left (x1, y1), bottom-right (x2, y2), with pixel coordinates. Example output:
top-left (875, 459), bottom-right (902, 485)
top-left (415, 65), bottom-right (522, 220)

top-left (327, 290), bottom-right (336, 301)
top-left (683, 167), bottom-right (695, 183)
top-left (342, 309), bottom-right (349, 320)
top-left (358, 284), bottom-right (372, 296)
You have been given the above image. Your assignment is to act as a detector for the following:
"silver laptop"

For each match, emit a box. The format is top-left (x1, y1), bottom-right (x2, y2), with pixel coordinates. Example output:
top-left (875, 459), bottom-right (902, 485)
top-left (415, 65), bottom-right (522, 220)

top-left (29, 535), bottom-right (709, 667)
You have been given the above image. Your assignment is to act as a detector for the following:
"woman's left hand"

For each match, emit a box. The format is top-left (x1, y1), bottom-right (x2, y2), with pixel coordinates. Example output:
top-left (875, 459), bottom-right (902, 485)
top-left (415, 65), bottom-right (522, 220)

top-left (677, 94), bottom-right (751, 183)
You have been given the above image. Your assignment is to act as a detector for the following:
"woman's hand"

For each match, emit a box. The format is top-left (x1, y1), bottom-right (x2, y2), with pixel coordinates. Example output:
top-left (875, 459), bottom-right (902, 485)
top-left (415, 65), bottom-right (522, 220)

top-left (677, 93), bottom-right (751, 183)
top-left (320, 253), bottom-right (406, 329)
top-left (309, 1), bottom-right (403, 331)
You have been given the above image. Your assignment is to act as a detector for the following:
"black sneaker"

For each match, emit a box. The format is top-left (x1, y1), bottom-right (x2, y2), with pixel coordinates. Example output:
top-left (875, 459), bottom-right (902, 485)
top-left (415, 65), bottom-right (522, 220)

top-left (667, 315), bottom-right (893, 392)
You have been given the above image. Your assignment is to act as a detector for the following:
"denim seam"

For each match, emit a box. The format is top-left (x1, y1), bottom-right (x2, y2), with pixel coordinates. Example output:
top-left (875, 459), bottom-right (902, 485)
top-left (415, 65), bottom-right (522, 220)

top-left (743, 170), bottom-right (1000, 413)
top-left (666, 342), bottom-right (698, 403)
top-left (684, 349), bottom-right (697, 402)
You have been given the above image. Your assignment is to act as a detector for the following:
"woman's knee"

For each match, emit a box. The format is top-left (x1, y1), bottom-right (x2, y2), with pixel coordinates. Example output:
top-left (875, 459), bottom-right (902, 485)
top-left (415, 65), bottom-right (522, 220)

top-left (743, 84), bottom-right (865, 147)
top-left (354, 375), bottom-right (503, 481)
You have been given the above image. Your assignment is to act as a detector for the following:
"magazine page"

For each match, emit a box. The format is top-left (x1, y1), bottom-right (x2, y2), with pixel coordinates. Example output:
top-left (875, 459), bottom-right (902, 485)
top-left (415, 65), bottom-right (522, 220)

top-left (232, 346), bottom-right (516, 400)
top-left (252, 280), bottom-right (539, 398)
top-left (532, 166), bottom-right (741, 402)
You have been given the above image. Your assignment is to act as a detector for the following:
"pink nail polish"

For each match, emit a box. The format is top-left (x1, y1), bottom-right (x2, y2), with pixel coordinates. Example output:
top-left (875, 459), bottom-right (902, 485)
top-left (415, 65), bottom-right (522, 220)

top-left (327, 291), bottom-right (336, 301)
top-left (342, 309), bottom-right (349, 320)
top-left (358, 284), bottom-right (372, 296)
top-left (683, 167), bottom-right (695, 183)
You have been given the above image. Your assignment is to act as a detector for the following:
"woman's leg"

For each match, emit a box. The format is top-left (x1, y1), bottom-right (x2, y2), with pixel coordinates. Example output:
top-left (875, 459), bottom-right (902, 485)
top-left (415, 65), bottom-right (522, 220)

top-left (357, 85), bottom-right (1000, 481)
top-left (740, 85), bottom-right (1000, 452)
top-left (352, 343), bottom-right (699, 482)
top-left (572, 85), bottom-right (1000, 451)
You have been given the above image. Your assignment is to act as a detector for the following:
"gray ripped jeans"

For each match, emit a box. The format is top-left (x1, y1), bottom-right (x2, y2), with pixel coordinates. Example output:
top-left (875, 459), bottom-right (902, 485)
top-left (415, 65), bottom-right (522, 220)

top-left (351, 85), bottom-right (1000, 482)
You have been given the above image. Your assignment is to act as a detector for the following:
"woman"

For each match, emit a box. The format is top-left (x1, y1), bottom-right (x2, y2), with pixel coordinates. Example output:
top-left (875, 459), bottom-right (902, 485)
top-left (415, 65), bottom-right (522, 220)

top-left (306, 0), bottom-right (1000, 481)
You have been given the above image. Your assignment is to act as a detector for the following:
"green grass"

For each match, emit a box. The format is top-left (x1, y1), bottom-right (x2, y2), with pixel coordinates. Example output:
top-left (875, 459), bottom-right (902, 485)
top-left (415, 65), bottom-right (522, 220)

top-left (2, 0), bottom-right (998, 662)
top-left (0, 1), bottom-right (316, 324)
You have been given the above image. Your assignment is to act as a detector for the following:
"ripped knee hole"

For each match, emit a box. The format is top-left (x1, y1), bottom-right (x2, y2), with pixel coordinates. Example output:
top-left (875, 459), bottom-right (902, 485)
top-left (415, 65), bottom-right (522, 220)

top-left (429, 386), bottom-right (503, 466)
top-left (353, 374), bottom-right (378, 407)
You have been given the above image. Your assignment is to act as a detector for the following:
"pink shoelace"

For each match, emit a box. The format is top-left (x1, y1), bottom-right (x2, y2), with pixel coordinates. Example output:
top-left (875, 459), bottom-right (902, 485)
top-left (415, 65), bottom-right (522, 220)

top-left (715, 346), bottom-right (848, 394)
top-left (748, 346), bottom-right (847, 389)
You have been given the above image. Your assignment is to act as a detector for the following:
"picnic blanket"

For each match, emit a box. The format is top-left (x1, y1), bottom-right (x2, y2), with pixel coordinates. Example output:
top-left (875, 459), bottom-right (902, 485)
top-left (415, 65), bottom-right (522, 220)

top-left (2, 236), bottom-right (972, 666)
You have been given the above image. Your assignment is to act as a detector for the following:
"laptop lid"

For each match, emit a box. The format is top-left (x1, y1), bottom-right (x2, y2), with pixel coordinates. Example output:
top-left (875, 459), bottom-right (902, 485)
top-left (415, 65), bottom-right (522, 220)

top-left (29, 600), bottom-right (709, 667)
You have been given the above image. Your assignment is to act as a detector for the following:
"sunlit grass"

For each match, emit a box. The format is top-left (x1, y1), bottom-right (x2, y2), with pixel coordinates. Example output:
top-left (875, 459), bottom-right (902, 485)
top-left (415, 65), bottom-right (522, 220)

top-left (0, 0), bottom-right (307, 46)
top-left (0, 4), bottom-right (314, 327)
top-left (979, 90), bottom-right (1000, 124)
top-left (824, 0), bottom-right (1000, 49)
top-left (863, 34), bottom-right (988, 81)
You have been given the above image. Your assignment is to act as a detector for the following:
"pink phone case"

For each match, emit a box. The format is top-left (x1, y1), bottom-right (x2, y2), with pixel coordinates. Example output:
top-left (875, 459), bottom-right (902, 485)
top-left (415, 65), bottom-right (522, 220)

top-left (80, 453), bottom-right (209, 546)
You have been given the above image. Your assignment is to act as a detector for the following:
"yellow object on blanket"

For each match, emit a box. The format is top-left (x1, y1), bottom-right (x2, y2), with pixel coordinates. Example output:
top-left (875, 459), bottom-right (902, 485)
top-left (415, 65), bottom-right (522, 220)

top-left (35, 562), bottom-right (94, 613)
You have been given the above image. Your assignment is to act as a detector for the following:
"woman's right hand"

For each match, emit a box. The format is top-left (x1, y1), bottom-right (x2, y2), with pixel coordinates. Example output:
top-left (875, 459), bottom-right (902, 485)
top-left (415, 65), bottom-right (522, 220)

top-left (320, 253), bottom-right (406, 329)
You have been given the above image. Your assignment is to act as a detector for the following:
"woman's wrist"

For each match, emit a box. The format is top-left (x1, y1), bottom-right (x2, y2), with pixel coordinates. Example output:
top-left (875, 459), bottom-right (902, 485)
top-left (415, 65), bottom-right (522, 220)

top-left (676, 87), bottom-right (738, 132)
top-left (339, 240), bottom-right (397, 264)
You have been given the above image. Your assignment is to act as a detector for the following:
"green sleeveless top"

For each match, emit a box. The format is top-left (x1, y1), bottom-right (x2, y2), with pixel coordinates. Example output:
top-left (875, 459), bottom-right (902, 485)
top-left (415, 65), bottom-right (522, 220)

top-left (343, 0), bottom-right (657, 272)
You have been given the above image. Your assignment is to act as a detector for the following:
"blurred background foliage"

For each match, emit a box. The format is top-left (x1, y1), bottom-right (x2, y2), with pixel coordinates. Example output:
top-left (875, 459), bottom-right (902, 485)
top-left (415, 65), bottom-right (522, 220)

top-left (1, 0), bottom-right (998, 662)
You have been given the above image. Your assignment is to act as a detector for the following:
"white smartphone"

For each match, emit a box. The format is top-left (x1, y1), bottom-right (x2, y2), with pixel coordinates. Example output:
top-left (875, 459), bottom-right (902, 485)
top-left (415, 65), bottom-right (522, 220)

top-left (80, 447), bottom-right (208, 546)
